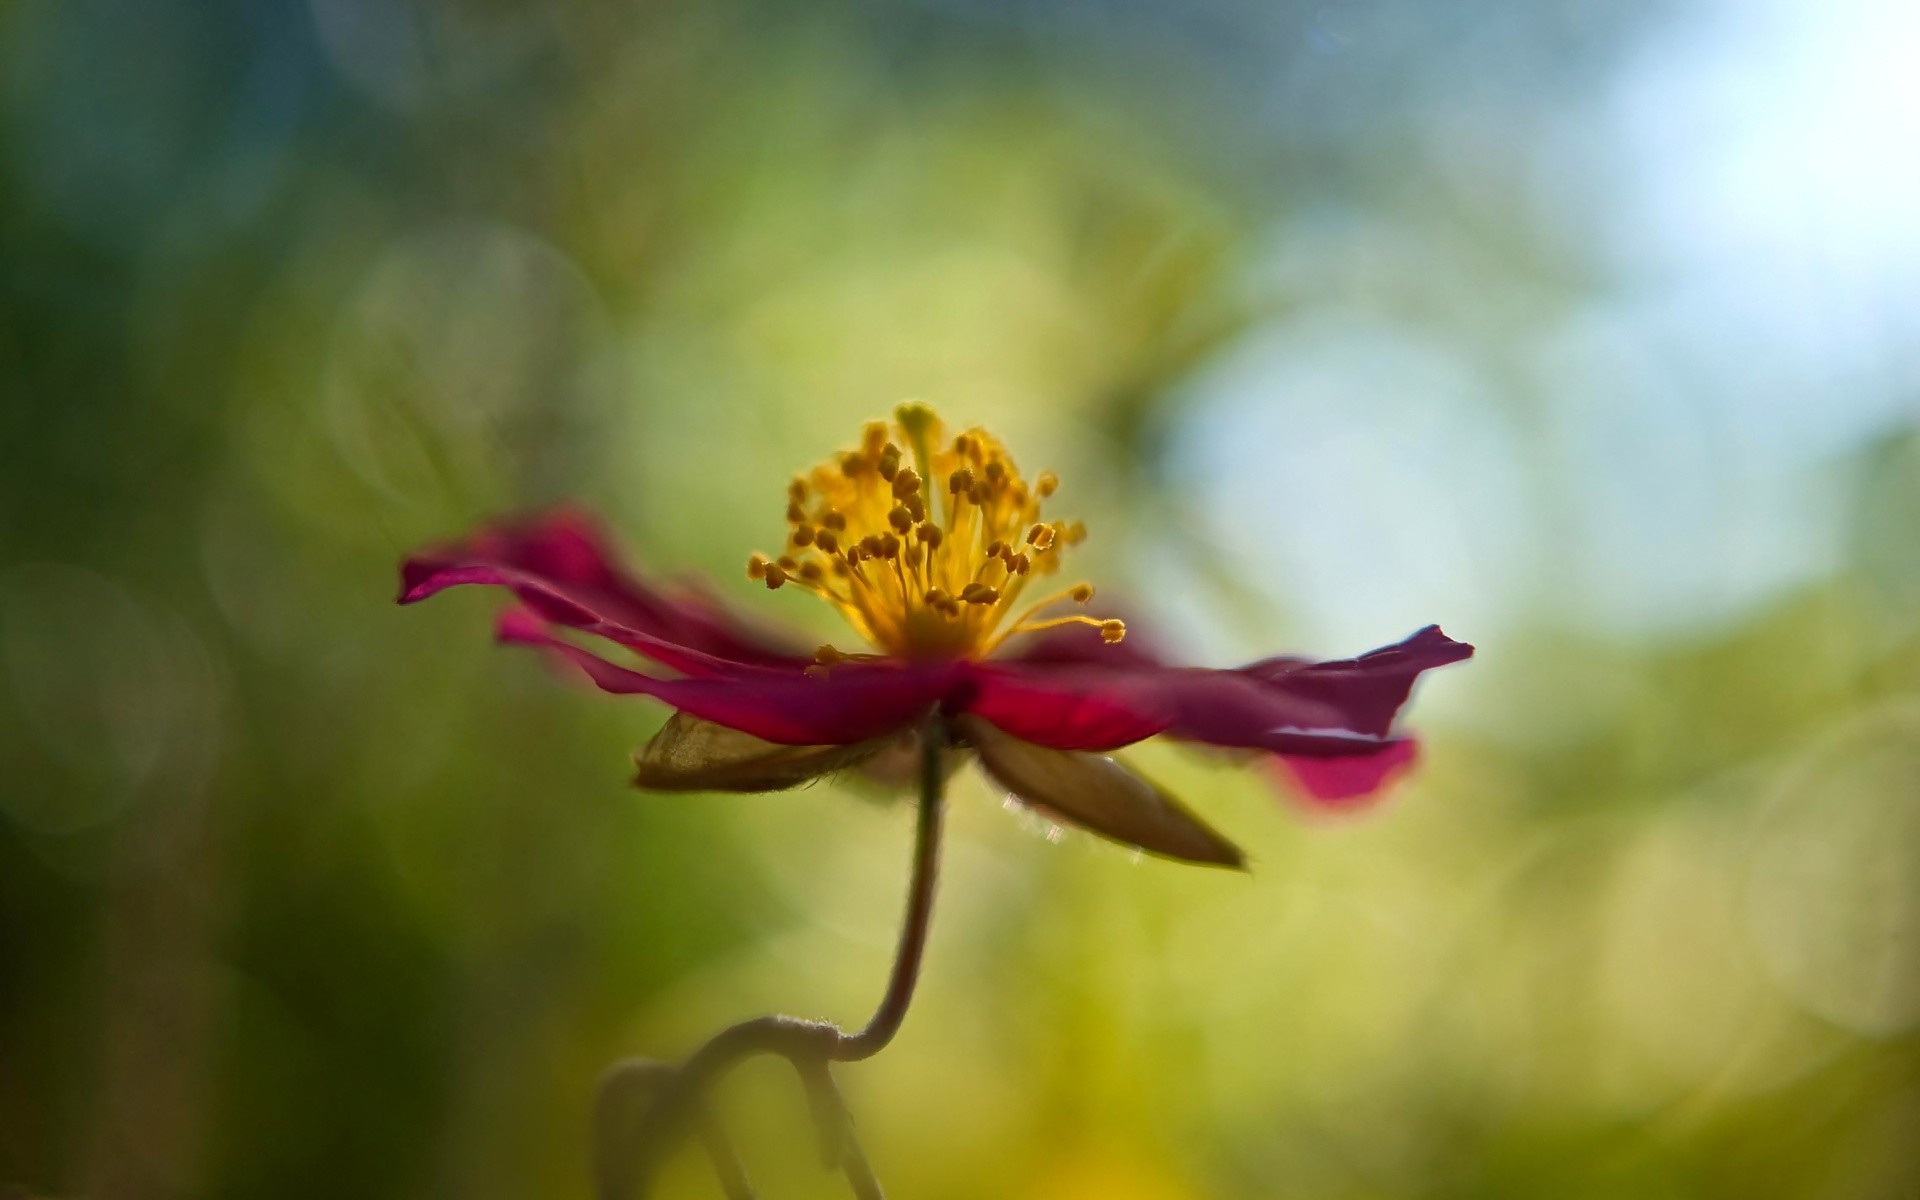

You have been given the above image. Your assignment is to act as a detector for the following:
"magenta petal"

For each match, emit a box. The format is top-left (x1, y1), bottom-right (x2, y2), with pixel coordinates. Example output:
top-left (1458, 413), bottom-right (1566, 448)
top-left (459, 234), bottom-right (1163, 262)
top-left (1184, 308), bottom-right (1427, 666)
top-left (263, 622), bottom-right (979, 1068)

top-left (980, 625), bottom-right (1471, 759)
top-left (967, 661), bottom-right (1371, 754)
top-left (1276, 740), bottom-right (1420, 807)
top-left (400, 509), bottom-right (805, 671)
top-left (1238, 625), bottom-right (1473, 739)
top-left (962, 663), bottom-right (1173, 751)
top-left (497, 608), bottom-right (953, 745)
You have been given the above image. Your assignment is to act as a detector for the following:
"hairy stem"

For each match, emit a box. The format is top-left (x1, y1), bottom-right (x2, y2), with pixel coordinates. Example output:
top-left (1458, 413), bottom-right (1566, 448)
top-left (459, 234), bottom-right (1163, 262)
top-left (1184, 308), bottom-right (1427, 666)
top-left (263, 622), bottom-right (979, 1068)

top-left (599, 721), bottom-right (950, 1198)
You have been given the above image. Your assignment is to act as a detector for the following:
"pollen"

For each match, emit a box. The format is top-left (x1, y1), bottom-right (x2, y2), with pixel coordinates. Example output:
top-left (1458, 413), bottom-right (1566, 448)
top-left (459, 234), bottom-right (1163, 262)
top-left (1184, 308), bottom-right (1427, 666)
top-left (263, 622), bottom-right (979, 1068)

top-left (745, 404), bottom-right (1124, 658)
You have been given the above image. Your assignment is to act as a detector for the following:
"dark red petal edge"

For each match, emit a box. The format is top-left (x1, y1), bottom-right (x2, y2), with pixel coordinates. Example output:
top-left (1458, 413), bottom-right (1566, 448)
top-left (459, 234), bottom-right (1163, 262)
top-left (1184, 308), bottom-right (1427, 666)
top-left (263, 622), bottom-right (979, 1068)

top-left (399, 509), bottom-right (805, 671)
top-left (497, 608), bottom-right (951, 747)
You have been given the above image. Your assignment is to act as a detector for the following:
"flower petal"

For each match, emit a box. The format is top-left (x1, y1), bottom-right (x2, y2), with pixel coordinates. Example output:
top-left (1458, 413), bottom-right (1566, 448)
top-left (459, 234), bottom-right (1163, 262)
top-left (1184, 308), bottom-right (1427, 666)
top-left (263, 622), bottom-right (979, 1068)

top-left (498, 607), bottom-right (957, 746)
top-left (957, 715), bottom-right (1244, 869)
top-left (1237, 625), bottom-right (1473, 739)
top-left (633, 711), bottom-right (892, 792)
top-left (1276, 739), bottom-right (1421, 806)
top-left (959, 663), bottom-right (1175, 751)
top-left (967, 661), bottom-right (1363, 754)
top-left (400, 509), bottom-right (805, 672)
top-left (970, 626), bottom-right (1472, 759)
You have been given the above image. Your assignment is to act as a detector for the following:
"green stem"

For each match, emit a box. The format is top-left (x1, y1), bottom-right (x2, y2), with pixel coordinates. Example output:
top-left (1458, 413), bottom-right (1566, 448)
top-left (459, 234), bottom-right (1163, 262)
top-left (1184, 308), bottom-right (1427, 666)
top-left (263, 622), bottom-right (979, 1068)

top-left (605, 721), bottom-right (949, 1198)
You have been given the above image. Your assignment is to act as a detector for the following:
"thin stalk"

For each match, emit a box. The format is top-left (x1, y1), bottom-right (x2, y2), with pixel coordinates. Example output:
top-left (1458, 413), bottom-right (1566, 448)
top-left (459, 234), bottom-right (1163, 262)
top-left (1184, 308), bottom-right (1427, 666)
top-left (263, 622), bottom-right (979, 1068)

top-left (602, 721), bottom-right (950, 1198)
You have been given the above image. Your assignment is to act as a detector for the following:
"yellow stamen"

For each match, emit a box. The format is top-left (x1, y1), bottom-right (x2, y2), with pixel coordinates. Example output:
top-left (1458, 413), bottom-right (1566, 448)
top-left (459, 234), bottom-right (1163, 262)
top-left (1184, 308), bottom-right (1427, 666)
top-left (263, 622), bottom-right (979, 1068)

top-left (749, 405), bottom-right (1124, 659)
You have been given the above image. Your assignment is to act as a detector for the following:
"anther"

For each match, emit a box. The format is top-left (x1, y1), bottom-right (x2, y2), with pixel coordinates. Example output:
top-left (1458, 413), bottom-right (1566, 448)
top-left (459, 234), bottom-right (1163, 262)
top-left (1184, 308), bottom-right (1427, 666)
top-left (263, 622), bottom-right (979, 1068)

top-left (925, 587), bottom-right (952, 607)
top-left (888, 505), bottom-right (913, 533)
top-left (786, 501), bottom-right (806, 523)
top-left (917, 523), bottom-right (943, 548)
top-left (1007, 551), bottom-right (1031, 575)
top-left (895, 402), bottom-right (938, 438)
top-left (984, 461), bottom-right (1005, 484)
top-left (879, 533), bottom-right (901, 558)
top-left (960, 583), bottom-right (999, 605)
top-left (799, 561), bottom-right (824, 582)
top-left (746, 554), bottom-right (769, 581)
top-left (1100, 619), bottom-right (1126, 643)
top-left (1070, 583), bottom-right (1094, 603)
top-left (776, 555), bottom-right (798, 571)
top-left (891, 469), bottom-right (921, 500)
top-left (861, 534), bottom-right (884, 556)
top-left (1027, 523), bottom-right (1054, 548)
top-left (878, 455), bottom-right (899, 482)
top-left (792, 524), bottom-right (816, 547)
top-left (948, 467), bottom-right (974, 494)
top-left (1035, 472), bottom-right (1058, 498)
top-left (822, 511), bottom-right (848, 531)
top-left (985, 541), bottom-right (1005, 558)
top-left (905, 494), bottom-right (926, 522)
top-left (788, 478), bottom-right (808, 503)
top-left (764, 564), bottom-right (788, 590)
top-left (814, 529), bottom-right (839, 553)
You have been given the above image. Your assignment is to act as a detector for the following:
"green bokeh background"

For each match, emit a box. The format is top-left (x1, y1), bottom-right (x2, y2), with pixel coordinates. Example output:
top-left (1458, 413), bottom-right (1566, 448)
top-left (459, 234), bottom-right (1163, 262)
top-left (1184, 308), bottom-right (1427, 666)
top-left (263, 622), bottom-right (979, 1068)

top-left (4, 0), bottom-right (1918, 1196)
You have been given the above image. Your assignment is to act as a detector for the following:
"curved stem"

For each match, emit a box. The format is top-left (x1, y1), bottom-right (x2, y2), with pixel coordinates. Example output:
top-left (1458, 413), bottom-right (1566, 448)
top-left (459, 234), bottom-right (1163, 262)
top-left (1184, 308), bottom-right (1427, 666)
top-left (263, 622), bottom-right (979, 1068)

top-left (839, 719), bottom-right (946, 1060)
top-left (604, 720), bottom-right (949, 1197)
top-left (595, 1059), bottom-right (756, 1200)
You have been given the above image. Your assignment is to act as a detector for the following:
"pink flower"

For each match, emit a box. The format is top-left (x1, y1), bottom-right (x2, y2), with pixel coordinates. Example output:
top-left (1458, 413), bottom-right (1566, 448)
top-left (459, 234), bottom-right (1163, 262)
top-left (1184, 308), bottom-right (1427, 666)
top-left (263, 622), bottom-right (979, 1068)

top-left (399, 405), bottom-right (1471, 868)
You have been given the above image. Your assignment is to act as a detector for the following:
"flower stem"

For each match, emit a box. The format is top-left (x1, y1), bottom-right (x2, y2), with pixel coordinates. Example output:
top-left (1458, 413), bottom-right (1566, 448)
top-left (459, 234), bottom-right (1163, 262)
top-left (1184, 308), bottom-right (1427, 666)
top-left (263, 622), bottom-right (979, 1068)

top-left (841, 719), bottom-right (946, 1060)
top-left (598, 721), bottom-right (949, 1198)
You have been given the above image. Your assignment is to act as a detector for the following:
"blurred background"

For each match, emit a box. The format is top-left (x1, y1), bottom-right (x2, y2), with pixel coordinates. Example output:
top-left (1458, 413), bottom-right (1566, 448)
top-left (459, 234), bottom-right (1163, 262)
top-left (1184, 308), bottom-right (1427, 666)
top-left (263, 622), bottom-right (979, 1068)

top-left (3, 0), bottom-right (1918, 1195)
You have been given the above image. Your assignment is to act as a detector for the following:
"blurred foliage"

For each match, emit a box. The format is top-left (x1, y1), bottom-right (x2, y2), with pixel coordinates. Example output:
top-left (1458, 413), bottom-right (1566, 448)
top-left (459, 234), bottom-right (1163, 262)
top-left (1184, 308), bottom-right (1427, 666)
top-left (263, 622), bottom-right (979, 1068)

top-left (3, 0), bottom-right (1918, 1197)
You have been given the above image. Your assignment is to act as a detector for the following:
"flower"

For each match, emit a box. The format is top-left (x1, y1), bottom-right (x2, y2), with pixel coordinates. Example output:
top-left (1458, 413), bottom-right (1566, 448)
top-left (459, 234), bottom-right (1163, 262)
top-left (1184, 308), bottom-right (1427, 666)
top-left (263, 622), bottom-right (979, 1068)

top-left (398, 404), bottom-right (1472, 868)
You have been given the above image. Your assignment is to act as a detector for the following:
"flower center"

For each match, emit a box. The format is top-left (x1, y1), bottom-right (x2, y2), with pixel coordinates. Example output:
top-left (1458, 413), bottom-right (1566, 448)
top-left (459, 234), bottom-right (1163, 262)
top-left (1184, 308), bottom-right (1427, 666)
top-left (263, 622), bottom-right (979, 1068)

top-left (748, 403), bottom-right (1124, 660)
